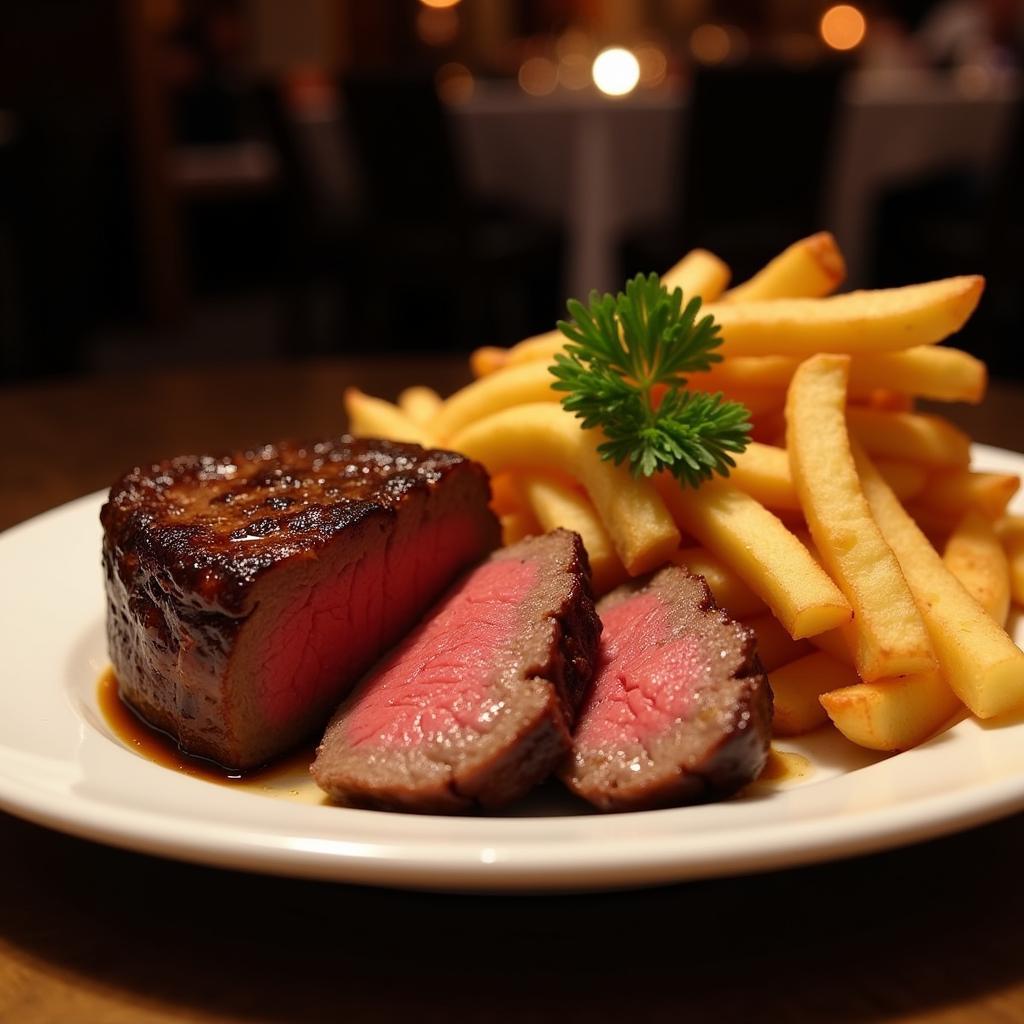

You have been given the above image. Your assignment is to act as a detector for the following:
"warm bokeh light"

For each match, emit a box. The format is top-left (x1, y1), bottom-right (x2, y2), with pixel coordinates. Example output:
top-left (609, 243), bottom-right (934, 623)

top-left (592, 47), bottom-right (640, 98)
top-left (416, 7), bottom-right (458, 46)
top-left (635, 44), bottom-right (668, 88)
top-left (558, 53), bottom-right (591, 91)
top-left (820, 5), bottom-right (866, 51)
top-left (418, 0), bottom-right (460, 8)
top-left (690, 24), bottom-right (731, 65)
top-left (518, 57), bottom-right (558, 97)
top-left (435, 62), bottom-right (474, 104)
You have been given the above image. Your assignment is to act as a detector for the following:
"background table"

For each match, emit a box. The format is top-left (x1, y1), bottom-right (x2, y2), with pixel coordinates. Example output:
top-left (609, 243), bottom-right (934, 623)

top-left (2, 360), bottom-right (1024, 1023)
top-left (279, 71), bottom-right (1019, 306)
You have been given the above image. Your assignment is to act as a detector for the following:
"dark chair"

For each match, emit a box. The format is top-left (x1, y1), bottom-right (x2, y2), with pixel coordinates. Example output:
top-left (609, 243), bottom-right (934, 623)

top-left (622, 61), bottom-right (845, 284)
top-left (339, 72), bottom-right (564, 351)
top-left (253, 80), bottom-right (367, 355)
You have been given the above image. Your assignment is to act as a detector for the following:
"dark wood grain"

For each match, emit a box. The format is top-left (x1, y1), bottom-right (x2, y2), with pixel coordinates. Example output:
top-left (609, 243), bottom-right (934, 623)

top-left (1, 360), bottom-right (1023, 1024)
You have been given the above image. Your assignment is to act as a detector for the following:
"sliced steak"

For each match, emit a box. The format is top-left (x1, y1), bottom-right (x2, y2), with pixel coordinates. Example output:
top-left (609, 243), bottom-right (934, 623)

top-left (312, 530), bottom-right (601, 813)
top-left (102, 437), bottom-right (500, 770)
top-left (563, 566), bottom-right (771, 812)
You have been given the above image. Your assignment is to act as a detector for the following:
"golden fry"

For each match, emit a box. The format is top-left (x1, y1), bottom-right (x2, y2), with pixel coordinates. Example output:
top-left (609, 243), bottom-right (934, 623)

top-left (997, 516), bottom-right (1024, 606)
top-left (787, 354), bottom-right (935, 680)
top-left (743, 613), bottom-right (812, 672)
top-left (724, 232), bottom-right (845, 303)
top-left (661, 248), bottom-right (731, 300)
top-left (397, 385), bottom-right (443, 426)
top-left (855, 445), bottom-right (1024, 718)
top-left (343, 387), bottom-right (434, 447)
top-left (918, 470), bottom-right (1020, 522)
top-left (705, 276), bottom-right (984, 358)
top-left (521, 474), bottom-right (627, 594)
top-left (433, 361), bottom-right (557, 442)
top-left (500, 510), bottom-right (540, 546)
top-left (657, 476), bottom-right (851, 639)
top-left (771, 651), bottom-right (861, 736)
top-left (728, 442), bottom-right (802, 512)
top-left (670, 547), bottom-right (767, 618)
top-left (846, 408), bottom-right (971, 467)
top-left (470, 346), bottom-right (508, 378)
top-left (944, 510), bottom-right (1011, 625)
top-left (450, 403), bottom-right (681, 575)
top-left (820, 671), bottom-right (963, 752)
top-left (847, 347), bottom-right (986, 404)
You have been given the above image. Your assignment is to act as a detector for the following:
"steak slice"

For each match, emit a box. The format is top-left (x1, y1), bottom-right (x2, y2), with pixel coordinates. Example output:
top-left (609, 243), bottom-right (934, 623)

top-left (102, 436), bottom-right (500, 770)
top-left (311, 530), bottom-right (601, 813)
top-left (563, 566), bottom-right (771, 812)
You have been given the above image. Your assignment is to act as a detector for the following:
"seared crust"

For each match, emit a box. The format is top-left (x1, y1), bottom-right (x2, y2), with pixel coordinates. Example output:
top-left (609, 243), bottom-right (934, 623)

top-left (101, 437), bottom-right (482, 615)
top-left (102, 436), bottom-right (499, 768)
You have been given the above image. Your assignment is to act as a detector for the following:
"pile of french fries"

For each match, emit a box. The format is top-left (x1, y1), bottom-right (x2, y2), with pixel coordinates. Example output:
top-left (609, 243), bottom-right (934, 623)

top-left (344, 232), bottom-right (1024, 754)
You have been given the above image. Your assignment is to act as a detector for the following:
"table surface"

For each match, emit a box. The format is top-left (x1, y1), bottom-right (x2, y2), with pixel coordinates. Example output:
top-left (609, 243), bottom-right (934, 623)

top-left (2, 359), bottom-right (1024, 1024)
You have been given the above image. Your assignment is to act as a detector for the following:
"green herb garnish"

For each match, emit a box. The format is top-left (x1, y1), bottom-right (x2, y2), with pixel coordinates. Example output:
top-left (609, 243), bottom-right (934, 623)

top-left (549, 272), bottom-right (751, 488)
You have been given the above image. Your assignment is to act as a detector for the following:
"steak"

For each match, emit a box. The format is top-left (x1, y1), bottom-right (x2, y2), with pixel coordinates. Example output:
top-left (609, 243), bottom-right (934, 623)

top-left (311, 530), bottom-right (601, 813)
top-left (563, 566), bottom-right (771, 812)
top-left (101, 436), bottom-right (500, 770)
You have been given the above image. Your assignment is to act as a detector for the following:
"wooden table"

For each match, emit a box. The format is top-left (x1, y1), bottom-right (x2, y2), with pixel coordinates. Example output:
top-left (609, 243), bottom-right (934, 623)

top-left (2, 360), bottom-right (1024, 1024)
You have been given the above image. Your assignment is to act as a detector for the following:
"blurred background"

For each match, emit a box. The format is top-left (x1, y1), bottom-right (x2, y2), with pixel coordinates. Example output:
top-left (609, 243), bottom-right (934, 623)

top-left (1, 0), bottom-right (1021, 383)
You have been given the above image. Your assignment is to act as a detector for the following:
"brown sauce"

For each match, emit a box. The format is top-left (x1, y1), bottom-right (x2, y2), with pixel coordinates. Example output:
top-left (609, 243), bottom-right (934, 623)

top-left (758, 747), bottom-right (812, 783)
top-left (97, 667), bottom-right (317, 794)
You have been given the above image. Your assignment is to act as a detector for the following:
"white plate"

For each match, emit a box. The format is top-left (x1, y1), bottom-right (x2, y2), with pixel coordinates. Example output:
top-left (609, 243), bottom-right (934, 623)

top-left (1, 444), bottom-right (1023, 891)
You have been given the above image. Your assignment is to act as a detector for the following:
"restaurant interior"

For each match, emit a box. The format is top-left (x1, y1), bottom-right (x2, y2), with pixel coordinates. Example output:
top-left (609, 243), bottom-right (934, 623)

top-left (1, 0), bottom-right (1022, 382)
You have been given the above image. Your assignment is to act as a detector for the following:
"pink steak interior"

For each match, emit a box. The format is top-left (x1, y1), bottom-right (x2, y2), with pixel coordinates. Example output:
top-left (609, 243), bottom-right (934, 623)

top-left (573, 593), bottom-right (704, 750)
top-left (256, 513), bottom-right (492, 727)
top-left (342, 557), bottom-right (537, 749)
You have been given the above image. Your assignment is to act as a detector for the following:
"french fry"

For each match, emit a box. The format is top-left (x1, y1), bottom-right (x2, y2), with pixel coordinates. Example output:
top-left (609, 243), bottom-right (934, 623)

top-left (743, 613), bottom-right (812, 671)
top-left (861, 389), bottom-right (914, 412)
top-left (397, 385), bottom-right (443, 426)
top-left (847, 347), bottom-right (986, 404)
top-left (787, 354), bottom-right (935, 680)
top-left (470, 346), bottom-right (508, 377)
top-left (724, 232), bottom-right (845, 303)
top-left (728, 442), bottom-right (802, 512)
top-left (771, 651), bottom-right (861, 736)
top-left (656, 476), bottom-right (851, 639)
top-left (661, 248), bottom-right (731, 300)
top-left (500, 510), bottom-right (539, 546)
top-left (918, 470), bottom-right (1020, 522)
top-left (807, 626), bottom-right (854, 664)
top-left (670, 547), bottom-right (767, 618)
top-left (343, 387), bottom-right (434, 447)
top-left (997, 516), bottom-right (1024, 606)
top-left (506, 329), bottom-right (563, 368)
top-left (705, 276), bottom-right (984, 357)
top-left (433, 361), bottom-right (557, 442)
top-left (854, 445), bottom-right (1024, 718)
top-left (489, 473), bottom-right (526, 516)
top-left (944, 510), bottom-right (1011, 625)
top-left (873, 459), bottom-right (929, 503)
top-left (820, 671), bottom-right (963, 752)
top-left (521, 474), bottom-right (627, 594)
top-left (846, 408), bottom-right (971, 467)
top-left (686, 346), bottom-right (986, 404)
top-left (450, 403), bottom-right (681, 575)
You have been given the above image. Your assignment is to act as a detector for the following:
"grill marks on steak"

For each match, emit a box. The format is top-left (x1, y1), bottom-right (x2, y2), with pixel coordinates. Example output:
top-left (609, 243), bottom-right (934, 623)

top-left (564, 566), bottom-right (771, 812)
top-left (102, 437), bottom-right (500, 770)
top-left (311, 530), bottom-right (601, 813)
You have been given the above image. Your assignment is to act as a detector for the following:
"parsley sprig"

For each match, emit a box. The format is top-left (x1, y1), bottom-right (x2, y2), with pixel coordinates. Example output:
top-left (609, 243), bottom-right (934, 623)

top-left (549, 273), bottom-right (751, 488)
